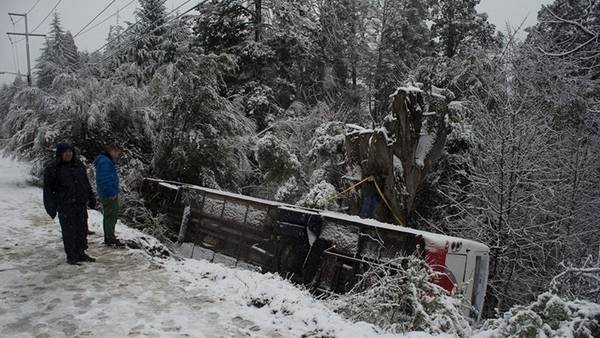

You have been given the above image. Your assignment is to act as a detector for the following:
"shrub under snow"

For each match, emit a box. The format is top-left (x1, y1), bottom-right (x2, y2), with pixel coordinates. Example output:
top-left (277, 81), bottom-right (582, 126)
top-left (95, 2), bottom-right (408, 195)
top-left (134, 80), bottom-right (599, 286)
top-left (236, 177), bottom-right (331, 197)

top-left (297, 180), bottom-right (337, 209)
top-left (477, 292), bottom-right (600, 338)
top-left (329, 255), bottom-right (471, 337)
top-left (255, 132), bottom-right (301, 182)
top-left (274, 176), bottom-right (300, 203)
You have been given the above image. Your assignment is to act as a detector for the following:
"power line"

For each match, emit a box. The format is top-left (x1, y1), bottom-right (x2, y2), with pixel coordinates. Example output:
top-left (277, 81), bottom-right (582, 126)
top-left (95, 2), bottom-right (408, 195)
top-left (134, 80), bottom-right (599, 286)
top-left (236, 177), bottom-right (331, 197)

top-left (31, 0), bottom-right (64, 33)
top-left (6, 36), bottom-right (21, 74)
top-left (8, 18), bottom-right (22, 74)
top-left (92, 0), bottom-right (195, 57)
top-left (74, 0), bottom-right (118, 37)
top-left (15, 0), bottom-right (43, 24)
top-left (14, 0), bottom-right (62, 43)
top-left (77, 0), bottom-right (137, 38)
top-left (97, 0), bottom-right (203, 64)
top-left (7, 13), bottom-right (46, 86)
top-left (92, 0), bottom-right (191, 55)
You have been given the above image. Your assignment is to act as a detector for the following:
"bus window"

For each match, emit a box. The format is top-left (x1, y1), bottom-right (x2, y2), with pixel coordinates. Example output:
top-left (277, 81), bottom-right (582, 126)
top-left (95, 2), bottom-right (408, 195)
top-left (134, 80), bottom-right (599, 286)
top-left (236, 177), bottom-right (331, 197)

top-left (445, 254), bottom-right (466, 285)
top-left (470, 255), bottom-right (489, 321)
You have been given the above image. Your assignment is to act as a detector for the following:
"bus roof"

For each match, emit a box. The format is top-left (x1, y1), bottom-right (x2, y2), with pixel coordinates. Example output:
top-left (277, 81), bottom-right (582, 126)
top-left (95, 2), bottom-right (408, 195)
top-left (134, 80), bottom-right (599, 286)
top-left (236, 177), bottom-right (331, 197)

top-left (320, 210), bottom-right (490, 253)
top-left (148, 178), bottom-right (489, 253)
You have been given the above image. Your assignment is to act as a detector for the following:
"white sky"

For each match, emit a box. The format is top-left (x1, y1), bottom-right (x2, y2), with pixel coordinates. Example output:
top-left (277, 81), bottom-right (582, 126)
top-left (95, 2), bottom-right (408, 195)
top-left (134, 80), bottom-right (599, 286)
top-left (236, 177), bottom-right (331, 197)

top-left (0, 0), bottom-right (553, 86)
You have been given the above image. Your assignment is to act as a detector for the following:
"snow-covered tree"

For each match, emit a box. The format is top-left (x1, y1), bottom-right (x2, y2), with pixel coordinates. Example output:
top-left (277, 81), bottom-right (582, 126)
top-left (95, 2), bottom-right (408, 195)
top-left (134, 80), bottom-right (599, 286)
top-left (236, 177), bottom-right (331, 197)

top-left (35, 12), bottom-right (73, 88)
top-left (530, 0), bottom-right (600, 80)
top-left (63, 31), bottom-right (80, 68)
top-left (255, 132), bottom-right (300, 182)
top-left (150, 45), bottom-right (254, 190)
top-left (371, 0), bottom-right (432, 122)
top-left (429, 0), bottom-right (498, 58)
top-left (128, 0), bottom-right (169, 82)
top-left (193, 0), bottom-right (252, 53)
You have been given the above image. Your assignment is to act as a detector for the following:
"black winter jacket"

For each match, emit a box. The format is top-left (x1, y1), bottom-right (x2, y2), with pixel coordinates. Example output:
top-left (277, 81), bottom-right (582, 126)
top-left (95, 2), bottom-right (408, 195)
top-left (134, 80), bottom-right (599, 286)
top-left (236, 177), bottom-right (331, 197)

top-left (43, 144), bottom-right (95, 218)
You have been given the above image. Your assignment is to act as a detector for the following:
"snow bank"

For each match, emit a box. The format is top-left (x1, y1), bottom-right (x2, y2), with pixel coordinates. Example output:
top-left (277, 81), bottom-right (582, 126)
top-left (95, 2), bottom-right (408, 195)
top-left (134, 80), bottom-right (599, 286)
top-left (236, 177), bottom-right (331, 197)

top-left (163, 253), bottom-right (396, 337)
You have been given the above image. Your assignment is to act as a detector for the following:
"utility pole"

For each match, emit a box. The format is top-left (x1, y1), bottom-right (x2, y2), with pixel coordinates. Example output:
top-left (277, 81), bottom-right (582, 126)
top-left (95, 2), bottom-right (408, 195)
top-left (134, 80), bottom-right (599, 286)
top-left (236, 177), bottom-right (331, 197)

top-left (7, 13), bottom-right (45, 86)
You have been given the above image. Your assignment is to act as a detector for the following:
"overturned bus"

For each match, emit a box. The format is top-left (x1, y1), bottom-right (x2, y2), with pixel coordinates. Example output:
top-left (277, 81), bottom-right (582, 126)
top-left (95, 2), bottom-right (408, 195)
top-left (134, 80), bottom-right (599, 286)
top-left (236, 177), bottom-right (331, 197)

top-left (141, 178), bottom-right (490, 320)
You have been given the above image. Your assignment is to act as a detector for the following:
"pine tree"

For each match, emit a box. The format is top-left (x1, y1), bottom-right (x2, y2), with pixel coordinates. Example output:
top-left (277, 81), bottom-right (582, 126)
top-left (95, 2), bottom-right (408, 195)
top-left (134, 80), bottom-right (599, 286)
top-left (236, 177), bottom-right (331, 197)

top-left (104, 24), bottom-right (127, 72)
top-left (35, 12), bottom-right (71, 88)
top-left (162, 17), bottom-right (190, 66)
top-left (429, 0), bottom-right (497, 58)
top-left (371, 0), bottom-right (432, 122)
top-left (192, 0), bottom-right (252, 53)
top-left (63, 31), bottom-right (80, 68)
top-left (48, 12), bottom-right (68, 63)
top-left (265, 0), bottom-right (321, 103)
top-left (318, 0), bottom-right (356, 93)
top-left (150, 46), bottom-right (254, 189)
top-left (129, 0), bottom-right (169, 82)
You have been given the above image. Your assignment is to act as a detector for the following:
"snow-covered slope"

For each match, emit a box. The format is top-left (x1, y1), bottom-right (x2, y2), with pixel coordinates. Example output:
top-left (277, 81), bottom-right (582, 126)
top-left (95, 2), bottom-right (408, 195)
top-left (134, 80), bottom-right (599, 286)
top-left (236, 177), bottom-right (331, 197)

top-left (0, 156), bottom-right (441, 338)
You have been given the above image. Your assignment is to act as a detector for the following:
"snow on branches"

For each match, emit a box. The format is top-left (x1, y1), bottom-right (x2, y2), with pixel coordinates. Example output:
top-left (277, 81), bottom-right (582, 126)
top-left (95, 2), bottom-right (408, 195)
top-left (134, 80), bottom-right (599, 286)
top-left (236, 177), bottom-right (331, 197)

top-left (329, 255), bottom-right (471, 336)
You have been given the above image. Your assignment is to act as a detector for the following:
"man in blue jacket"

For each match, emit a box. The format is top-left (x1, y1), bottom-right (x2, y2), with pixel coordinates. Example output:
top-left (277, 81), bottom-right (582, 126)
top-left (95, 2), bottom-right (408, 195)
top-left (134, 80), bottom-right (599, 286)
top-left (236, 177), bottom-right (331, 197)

top-left (95, 143), bottom-right (124, 247)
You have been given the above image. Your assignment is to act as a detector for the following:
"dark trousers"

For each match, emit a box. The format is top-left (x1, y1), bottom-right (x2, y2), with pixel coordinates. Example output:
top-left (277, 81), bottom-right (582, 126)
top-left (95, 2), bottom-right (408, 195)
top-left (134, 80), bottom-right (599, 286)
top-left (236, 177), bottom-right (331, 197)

top-left (360, 187), bottom-right (377, 218)
top-left (58, 206), bottom-right (88, 261)
top-left (100, 196), bottom-right (119, 243)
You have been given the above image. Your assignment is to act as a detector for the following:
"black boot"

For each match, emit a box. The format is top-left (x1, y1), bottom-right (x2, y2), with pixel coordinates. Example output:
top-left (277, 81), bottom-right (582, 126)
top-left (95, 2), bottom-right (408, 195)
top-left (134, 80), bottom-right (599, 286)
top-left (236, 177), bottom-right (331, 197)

top-left (105, 238), bottom-right (125, 247)
top-left (67, 259), bottom-right (81, 265)
top-left (80, 252), bottom-right (96, 262)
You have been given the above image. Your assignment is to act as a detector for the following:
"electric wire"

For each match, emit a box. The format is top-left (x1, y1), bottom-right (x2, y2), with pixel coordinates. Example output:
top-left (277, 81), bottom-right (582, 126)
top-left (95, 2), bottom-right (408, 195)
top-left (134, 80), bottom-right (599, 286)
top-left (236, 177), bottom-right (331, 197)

top-left (15, 0), bottom-right (63, 43)
top-left (31, 0), bottom-right (64, 33)
top-left (91, 0), bottom-right (197, 58)
top-left (76, 0), bottom-right (137, 38)
top-left (14, 0), bottom-right (43, 24)
top-left (97, 0), bottom-right (202, 64)
top-left (6, 35), bottom-right (22, 74)
top-left (74, 0), bottom-right (118, 37)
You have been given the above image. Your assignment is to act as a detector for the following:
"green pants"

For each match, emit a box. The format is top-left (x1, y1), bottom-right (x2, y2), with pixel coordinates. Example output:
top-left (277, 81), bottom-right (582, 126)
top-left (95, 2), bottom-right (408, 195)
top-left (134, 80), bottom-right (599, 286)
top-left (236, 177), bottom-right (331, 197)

top-left (100, 196), bottom-right (119, 243)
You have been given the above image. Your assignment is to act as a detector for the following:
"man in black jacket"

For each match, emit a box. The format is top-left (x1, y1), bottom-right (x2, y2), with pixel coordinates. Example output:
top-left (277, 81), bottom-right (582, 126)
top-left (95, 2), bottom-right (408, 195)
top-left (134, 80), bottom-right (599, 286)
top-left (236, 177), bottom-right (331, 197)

top-left (43, 143), bottom-right (97, 265)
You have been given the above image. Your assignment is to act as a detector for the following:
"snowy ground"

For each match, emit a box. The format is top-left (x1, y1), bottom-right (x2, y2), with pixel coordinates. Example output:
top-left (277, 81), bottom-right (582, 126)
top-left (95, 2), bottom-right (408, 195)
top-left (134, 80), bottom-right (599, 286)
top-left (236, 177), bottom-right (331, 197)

top-left (0, 156), bottom-right (446, 338)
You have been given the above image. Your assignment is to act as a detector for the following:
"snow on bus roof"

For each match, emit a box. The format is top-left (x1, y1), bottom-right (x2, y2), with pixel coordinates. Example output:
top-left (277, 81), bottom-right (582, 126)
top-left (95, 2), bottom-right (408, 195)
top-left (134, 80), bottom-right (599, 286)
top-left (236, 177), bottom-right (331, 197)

top-left (185, 185), bottom-right (284, 207)
top-left (150, 178), bottom-right (285, 207)
top-left (146, 178), bottom-right (489, 252)
top-left (320, 210), bottom-right (489, 252)
top-left (278, 205), bottom-right (321, 216)
top-left (158, 182), bottom-right (180, 190)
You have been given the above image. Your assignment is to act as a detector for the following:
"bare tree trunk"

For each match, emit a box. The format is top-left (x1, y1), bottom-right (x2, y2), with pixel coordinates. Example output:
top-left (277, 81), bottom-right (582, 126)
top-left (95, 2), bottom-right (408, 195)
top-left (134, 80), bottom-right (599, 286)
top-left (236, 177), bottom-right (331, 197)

top-left (254, 0), bottom-right (262, 42)
top-left (345, 86), bottom-right (451, 225)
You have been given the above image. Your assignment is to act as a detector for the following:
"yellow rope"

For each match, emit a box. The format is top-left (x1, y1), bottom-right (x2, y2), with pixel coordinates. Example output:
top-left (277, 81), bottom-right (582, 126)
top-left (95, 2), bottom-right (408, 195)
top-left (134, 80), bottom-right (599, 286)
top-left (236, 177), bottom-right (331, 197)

top-left (325, 175), bottom-right (374, 204)
top-left (372, 179), bottom-right (405, 226)
top-left (326, 175), bottom-right (405, 226)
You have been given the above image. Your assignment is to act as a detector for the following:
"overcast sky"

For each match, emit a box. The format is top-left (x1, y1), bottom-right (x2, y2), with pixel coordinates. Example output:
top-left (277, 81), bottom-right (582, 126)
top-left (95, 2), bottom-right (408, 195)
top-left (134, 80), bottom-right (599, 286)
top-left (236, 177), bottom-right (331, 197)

top-left (0, 0), bottom-right (553, 85)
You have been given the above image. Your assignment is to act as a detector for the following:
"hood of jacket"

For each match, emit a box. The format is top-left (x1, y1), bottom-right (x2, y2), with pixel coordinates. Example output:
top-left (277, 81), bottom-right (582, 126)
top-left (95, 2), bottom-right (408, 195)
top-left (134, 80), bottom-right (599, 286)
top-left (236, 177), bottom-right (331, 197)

top-left (55, 143), bottom-right (74, 160)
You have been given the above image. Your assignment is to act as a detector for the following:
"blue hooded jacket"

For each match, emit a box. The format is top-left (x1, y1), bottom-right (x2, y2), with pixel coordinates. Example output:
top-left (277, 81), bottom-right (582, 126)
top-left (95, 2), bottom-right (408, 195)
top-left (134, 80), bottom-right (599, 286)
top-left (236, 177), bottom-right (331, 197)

top-left (95, 153), bottom-right (119, 198)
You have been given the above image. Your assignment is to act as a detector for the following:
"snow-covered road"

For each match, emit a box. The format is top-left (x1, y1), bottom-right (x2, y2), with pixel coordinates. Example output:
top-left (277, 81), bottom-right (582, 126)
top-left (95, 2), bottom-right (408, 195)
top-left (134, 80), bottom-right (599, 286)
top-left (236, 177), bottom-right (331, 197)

top-left (0, 156), bottom-right (432, 338)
